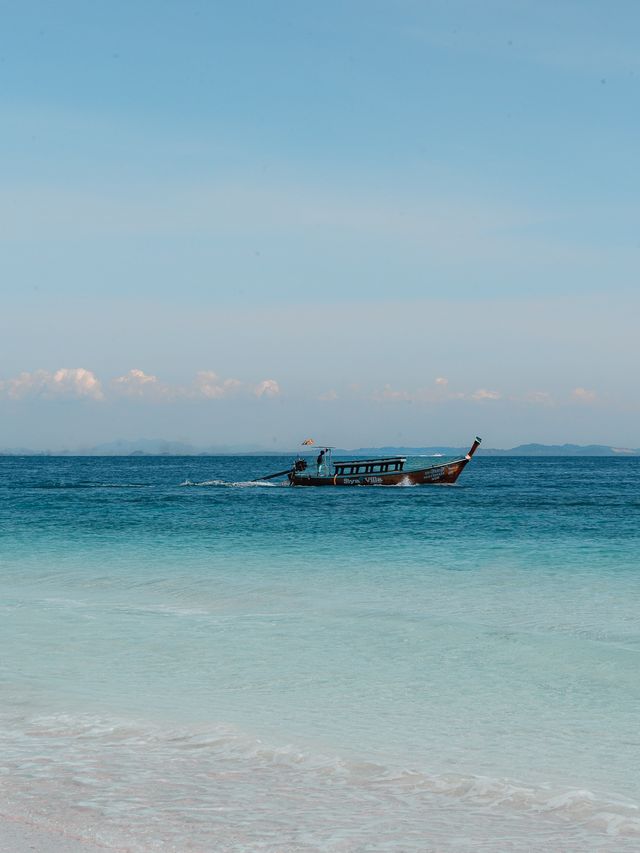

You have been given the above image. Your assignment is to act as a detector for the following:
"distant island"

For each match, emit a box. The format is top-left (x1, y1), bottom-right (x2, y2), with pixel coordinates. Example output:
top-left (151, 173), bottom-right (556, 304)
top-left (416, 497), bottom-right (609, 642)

top-left (1, 440), bottom-right (638, 456)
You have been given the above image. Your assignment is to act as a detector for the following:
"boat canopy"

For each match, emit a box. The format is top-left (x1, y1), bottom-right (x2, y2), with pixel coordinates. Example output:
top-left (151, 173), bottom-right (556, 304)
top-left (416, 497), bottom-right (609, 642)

top-left (332, 457), bottom-right (406, 476)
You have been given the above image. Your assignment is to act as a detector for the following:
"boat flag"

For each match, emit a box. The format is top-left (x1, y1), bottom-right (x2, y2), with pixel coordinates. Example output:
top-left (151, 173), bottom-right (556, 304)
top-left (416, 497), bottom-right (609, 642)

top-left (301, 438), bottom-right (315, 446)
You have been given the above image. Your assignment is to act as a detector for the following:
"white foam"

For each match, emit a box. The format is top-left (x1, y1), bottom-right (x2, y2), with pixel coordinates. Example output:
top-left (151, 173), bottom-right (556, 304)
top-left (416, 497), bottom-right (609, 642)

top-left (179, 478), bottom-right (281, 487)
top-left (1, 712), bottom-right (639, 852)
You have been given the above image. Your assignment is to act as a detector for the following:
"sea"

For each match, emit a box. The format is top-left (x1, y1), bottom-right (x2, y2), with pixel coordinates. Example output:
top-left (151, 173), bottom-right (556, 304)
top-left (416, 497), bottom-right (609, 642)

top-left (1, 455), bottom-right (639, 852)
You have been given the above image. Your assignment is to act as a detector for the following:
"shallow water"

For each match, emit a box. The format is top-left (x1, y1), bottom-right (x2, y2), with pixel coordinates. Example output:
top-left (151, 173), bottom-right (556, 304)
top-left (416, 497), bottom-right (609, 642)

top-left (1, 456), bottom-right (639, 851)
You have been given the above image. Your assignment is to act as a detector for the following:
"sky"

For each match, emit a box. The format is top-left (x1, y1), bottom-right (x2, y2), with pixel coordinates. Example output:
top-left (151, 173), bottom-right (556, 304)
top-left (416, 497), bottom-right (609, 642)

top-left (1, 0), bottom-right (639, 450)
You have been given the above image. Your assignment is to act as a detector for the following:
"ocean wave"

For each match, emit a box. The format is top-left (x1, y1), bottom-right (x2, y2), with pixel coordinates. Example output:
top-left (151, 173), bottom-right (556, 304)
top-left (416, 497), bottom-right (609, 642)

top-left (1, 712), bottom-right (638, 852)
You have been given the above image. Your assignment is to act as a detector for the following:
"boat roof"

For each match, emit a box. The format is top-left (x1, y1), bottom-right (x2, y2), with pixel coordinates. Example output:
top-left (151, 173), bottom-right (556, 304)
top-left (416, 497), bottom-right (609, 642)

top-left (333, 456), bottom-right (406, 466)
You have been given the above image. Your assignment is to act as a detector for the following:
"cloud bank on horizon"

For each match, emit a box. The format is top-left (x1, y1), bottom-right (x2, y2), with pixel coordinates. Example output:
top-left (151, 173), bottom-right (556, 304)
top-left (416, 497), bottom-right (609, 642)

top-left (0, 1), bottom-right (638, 447)
top-left (0, 368), bottom-right (280, 402)
top-left (0, 367), bottom-right (596, 410)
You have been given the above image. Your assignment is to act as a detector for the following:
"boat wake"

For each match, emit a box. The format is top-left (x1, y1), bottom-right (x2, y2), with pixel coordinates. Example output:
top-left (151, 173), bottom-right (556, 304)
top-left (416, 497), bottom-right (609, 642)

top-left (179, 479), bottom-right (283, 488)
top-left (23, 481), bottom-right (151, 490)
top-left (394, 477), bottom-right (419, 487)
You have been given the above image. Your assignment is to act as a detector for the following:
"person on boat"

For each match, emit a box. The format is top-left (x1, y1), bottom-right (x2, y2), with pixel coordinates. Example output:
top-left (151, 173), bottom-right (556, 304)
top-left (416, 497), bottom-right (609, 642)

top-left (317, 448), bottom-right (326, 475)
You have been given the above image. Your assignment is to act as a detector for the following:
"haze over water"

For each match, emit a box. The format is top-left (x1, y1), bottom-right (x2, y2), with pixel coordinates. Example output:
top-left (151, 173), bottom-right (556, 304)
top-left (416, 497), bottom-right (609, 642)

top-left (1, 455), bottom-right (639, 851)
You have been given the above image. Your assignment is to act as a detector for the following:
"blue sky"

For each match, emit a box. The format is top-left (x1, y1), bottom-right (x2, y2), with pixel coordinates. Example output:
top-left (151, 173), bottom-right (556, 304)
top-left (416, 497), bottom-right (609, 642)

top-left (1, 1), bottom-right (639, 449)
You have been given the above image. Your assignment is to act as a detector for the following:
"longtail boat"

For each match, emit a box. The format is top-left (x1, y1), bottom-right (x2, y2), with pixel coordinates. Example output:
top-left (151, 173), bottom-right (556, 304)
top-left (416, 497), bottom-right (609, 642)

top-left (254, 437), bottom-right (482, 486)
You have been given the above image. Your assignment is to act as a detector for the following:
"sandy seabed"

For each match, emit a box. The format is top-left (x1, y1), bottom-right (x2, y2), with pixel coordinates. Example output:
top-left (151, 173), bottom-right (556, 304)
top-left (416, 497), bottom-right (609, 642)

top-left (0, 819), bottom-right (118, 853)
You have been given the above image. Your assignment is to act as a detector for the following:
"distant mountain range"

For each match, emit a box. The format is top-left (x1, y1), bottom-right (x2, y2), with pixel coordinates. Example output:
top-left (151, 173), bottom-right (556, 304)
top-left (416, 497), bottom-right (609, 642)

top-left (1, 440), bottom-right (638, 456)
top-left (347, 443), bottom-right (640, 457)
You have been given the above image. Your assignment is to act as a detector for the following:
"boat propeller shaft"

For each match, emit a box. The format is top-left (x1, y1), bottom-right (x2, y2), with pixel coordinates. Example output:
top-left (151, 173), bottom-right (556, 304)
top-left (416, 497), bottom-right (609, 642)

top-left (250, 468), bottom-right (293, 482)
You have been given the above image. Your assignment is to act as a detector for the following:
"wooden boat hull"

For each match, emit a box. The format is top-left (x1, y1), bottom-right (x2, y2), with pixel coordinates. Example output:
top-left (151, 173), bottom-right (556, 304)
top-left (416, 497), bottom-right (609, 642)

top-left (289, 456), bottom-right (470, 486)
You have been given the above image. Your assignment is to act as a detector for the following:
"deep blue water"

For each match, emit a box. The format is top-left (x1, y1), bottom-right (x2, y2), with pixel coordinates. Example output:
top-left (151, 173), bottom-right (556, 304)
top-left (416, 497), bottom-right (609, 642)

top-left (1, 456), bottom-right (639, 851)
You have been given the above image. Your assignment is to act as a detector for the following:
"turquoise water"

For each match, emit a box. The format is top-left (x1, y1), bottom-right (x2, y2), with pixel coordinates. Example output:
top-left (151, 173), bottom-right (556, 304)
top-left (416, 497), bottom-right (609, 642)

top-left (1, 456), bottom-right (639, 851)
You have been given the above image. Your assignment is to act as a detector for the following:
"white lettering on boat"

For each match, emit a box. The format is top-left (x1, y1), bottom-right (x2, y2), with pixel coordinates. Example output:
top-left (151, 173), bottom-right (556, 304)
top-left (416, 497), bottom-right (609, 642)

top-left (423, 467), bottom-right (445, 481)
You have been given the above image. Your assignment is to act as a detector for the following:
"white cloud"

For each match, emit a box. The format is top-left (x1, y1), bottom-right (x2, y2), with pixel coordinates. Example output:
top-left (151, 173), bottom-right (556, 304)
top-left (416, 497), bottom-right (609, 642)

top-left (51, 368), bottom-right (103, 400)
top-left (113, 369), bottom-right (246, 400)
top-left (318, 389), bottom-right (338, 401)
top-left (571, 387), bottom-right (597, 404)
top-left (193, 371), bottom-right (241, 399)
top-left (521, 391), bottom-right (554, 405)
top-left (372, 383), bottom-right (503, 404)
top-left (109, 369), bottom-right (278, 400)
top-left (471, 389), bottom-right (501, 401)
top-left (372, 384), bottom-right (414, 402)
top-left (0, 368), bottom-right (103, 400)
top-left (254, 379), bottom-right (281, 398)
top-left (1, 367), bottom-right (281, 404)
top-left (112, 368), bottom-right (166, 399)
top-left (372, 383), bottom-right (466, 403)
